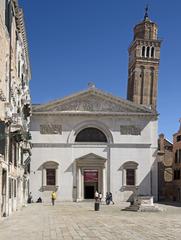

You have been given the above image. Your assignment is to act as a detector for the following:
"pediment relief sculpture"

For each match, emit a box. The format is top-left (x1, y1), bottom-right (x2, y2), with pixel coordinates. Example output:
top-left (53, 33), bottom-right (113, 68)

top-left (33, 88), bottom-right (155, 115)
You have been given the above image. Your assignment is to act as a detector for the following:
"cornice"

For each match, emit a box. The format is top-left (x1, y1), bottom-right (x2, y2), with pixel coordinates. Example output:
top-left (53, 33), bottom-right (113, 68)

top-left (32, 142), bottom-right (152, 148)
top-left (32, 111), bottom-right (157, 118)
top-left (13, 1), bottom-right (31, 79)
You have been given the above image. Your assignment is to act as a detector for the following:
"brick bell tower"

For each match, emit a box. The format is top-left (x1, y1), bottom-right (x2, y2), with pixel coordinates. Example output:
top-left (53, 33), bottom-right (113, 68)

top-left (127, 6), bottom-right (161, 110)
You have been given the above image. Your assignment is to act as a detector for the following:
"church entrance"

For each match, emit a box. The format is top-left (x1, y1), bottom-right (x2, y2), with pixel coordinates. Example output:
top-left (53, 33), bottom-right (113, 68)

top-left (84, 170), bottom-right (98, 199)
top-left (75, 153), bottom-right (107, 201)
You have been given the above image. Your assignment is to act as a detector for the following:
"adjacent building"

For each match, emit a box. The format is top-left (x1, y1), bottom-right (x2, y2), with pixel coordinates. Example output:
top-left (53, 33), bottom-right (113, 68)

top-left (158, 120), bottom-right (181, 202)
top-left (0, 0), bottom-right (31, 218)
top-left (157, 134), bottom-right (173, 201)
top-left (172, 120), bottom-right (181, 201)
top-left (30, 10), bottom-right (161, 203)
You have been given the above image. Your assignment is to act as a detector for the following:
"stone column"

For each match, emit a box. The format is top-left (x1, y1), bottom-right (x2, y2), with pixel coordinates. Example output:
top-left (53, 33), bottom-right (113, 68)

top-left (81, 169), bottom-right (84, 200)
top-left (135, 169), bottom-right (138, 186)
top-left (72, 161), bottom-right (77, 201)
top-left (42, 169), bottom-right (46, 187)
top-left (102, 167), bottom-right (106, 198)
top-left (123, 169), bottom-right (126, 186)
top-left (0, 166), bottom-right (2, 216)
top-left (77, 167), bottom-right (82, 200)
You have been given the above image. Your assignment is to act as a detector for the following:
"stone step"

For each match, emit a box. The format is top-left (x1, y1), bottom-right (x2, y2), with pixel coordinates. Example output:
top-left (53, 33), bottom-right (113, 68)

top-left (123, 205), bottom-right (140, 211)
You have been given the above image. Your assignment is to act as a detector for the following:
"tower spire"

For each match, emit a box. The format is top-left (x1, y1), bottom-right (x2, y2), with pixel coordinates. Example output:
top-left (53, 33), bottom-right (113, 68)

top-left (144, 4), bottom-right (149, 20)
top-left (179, 118), bottom-right (181, 131)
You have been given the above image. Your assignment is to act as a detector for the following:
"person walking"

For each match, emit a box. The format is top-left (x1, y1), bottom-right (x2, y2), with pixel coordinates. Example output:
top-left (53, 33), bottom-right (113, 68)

top-left (106, 192), bottom-right (110, 205)
top-left (109, 192), bottom-right (114, 204)
top-left (94, 190), bottom-right (99, 202)
top-left (51, 191), bottom-right (56, 206)
top-left (99, 192), bottom-right (102, 203)
top-left (27, 192), bottom-right (32, 203)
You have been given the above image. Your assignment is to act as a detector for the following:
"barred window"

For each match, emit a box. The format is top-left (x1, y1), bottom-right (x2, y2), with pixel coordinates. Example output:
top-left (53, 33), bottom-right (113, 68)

top-left (126, 169), bottom-right (135, 185)
top-left (122, 161), bottom-right (138, 187)
top-left (46, 169), bottom-right (56, 186)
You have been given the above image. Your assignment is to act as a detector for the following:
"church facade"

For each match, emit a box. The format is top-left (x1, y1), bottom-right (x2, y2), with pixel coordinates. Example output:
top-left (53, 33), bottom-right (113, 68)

top-left (30, 11), bottom-right (161, 203)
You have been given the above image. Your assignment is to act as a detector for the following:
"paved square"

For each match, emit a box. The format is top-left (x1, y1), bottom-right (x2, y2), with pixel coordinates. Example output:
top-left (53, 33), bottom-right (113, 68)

top-left (0, 202), bottom-right (181, 240)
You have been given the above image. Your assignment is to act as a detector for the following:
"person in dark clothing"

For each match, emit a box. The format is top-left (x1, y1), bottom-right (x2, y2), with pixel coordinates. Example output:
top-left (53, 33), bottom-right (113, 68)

top-left (36, 197), bottom-right (42, 203)
top-left (109, 192), bottom-right (114, 204)
top-left (27, 192), bottom-right (32, 203)
top-left (106, 192), bottom-right (110, 205)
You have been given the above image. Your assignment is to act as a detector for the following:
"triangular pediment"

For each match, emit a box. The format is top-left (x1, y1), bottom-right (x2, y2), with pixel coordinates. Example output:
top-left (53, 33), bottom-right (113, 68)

top-left (76, 153), bottom-right (107, 161)
top-left (33, 88), bottom-right (155, 115)
top-left (76, 153), bottom-right (107, 167)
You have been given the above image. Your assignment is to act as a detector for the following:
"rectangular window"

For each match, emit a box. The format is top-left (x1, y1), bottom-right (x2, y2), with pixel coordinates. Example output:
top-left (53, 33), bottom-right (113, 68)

top-left (177, 135), bottom-right (181, 142)
top-left (9, 178), bottom-right (12, 198)
top-left (175, 151), bottom-right (178, 163)
top-left (179, 149), bottom-right (181, 163)
top-left (21, 148), bottom-right (23, 165)
top-left (9, 137), bottom-right (13, 164)
top-left (175, 150), bottom-right (181, 163)
top-left (174, 169), bottom-right (180, 180)
top-left (0, 121), bottom-right (5, 156)
top-left (46, 169), bottom-right (56, 186)
top-left (14, 179), bottom-right (16, 197)
top-left (14, 142), bottom-right (17, 167)
top-left (126, 169), bottom-right (135, 185)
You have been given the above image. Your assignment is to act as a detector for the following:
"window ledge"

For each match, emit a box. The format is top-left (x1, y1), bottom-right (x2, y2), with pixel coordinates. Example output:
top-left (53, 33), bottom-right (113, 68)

top-left (122, 185), bottom-right (139, 191)
top-left (42, 185), bottom-right (58, 192)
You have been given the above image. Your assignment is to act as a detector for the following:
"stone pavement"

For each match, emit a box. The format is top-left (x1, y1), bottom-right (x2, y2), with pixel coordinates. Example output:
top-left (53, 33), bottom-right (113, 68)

top-left (0, 202), bottom-right (181, 240)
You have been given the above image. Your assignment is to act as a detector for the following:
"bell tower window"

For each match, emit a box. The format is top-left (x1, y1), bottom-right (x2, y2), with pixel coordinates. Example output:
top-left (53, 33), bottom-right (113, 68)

top-left (142, 46), bottom-right (145, 57)
top-left (146, 47), bottom-right (150, 57)
top-left (151, 47), bottom-right (154, 58)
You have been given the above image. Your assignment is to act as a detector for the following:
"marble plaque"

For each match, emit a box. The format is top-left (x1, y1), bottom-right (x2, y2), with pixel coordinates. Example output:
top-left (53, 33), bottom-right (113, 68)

top-left (120, 125), bottom-right (141, 135)
top-left (40, 124), bottom-right (62, 135)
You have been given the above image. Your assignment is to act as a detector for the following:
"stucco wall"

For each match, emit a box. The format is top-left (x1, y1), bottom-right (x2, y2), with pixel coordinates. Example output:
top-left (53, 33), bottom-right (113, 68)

top-left (30, 114), bottom-right (158, 203)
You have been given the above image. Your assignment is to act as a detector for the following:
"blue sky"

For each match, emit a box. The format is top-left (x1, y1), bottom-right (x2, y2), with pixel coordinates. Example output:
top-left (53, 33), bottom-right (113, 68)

top-left (19, 0), bottom-right (181, 141)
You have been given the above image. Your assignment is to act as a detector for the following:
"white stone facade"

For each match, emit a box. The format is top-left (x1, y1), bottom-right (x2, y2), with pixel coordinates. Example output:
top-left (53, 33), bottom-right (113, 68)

top-left (30, 88), bottom-right (158, 203)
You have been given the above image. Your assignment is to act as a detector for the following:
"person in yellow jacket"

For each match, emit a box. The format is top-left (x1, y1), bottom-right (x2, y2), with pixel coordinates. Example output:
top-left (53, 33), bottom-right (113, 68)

top-left (51, 191), bottom-right (56, 206)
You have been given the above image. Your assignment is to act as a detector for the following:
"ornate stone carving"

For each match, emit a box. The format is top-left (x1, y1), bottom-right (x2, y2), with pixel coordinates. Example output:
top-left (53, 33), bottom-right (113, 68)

top-left (40, 124), bottom-right (62, 135)
top-left (164, 168), bottom-right (173, 182)
top-left (51, 95), bottom-right (131, 113)
top-left (0, 89), bottom-right (6, 101)
top-left (120, 125), bottom-right (141, 135)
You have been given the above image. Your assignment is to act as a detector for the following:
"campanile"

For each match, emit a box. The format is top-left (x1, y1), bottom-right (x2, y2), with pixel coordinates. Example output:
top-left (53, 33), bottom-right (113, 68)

top-left (127, 7), bottom-right (161, 110)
